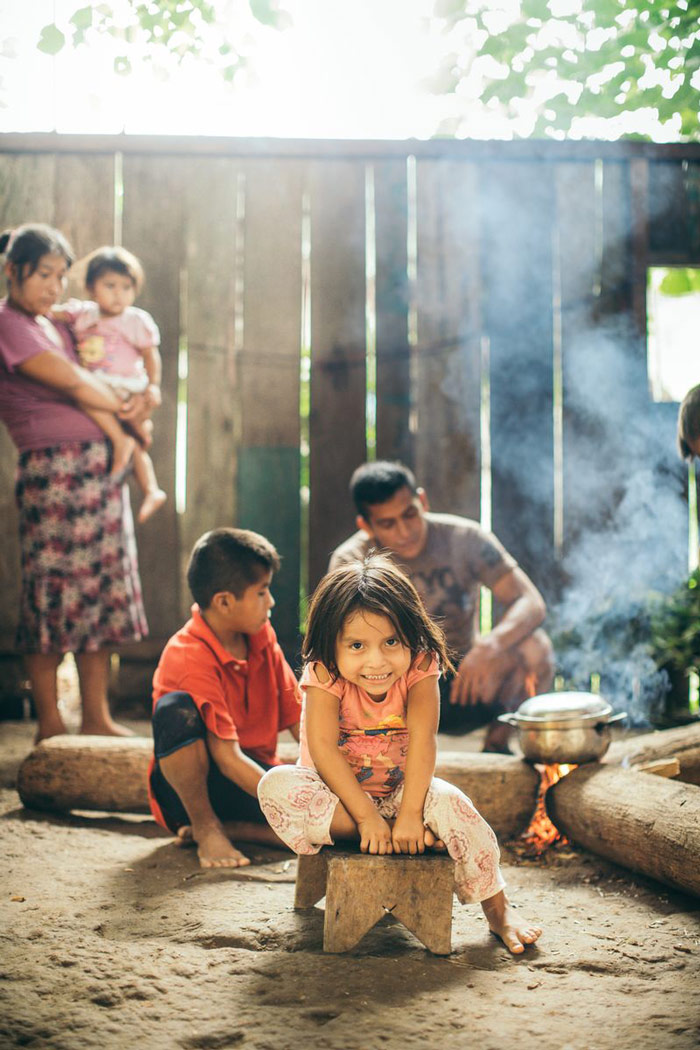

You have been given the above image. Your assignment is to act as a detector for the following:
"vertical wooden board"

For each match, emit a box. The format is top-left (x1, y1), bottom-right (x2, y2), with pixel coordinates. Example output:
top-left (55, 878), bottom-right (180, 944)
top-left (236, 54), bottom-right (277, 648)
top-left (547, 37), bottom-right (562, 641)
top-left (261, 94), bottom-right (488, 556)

top-left (374, 159), bottom-right (411, 465)
top-left (308, 161), bottom-right (367, 587)
top-left (121, 155), bottom-right (184, 643)
top-left (415, 160), bottom-right (481, 519)
top-left (648, 160), bottom-right (694, 259)
top-left (480, 161), bottom-right (555, 599)
top-left (237, 159), bottom-right (303, 653)
top-left (180, 156), bottom-right (239, 608)
top-left (556, 161), bottom-right (602, 558)
top-left (54, 154), bottom-right (116, 262)
top-left (0, 154), bottom-right (57, 649)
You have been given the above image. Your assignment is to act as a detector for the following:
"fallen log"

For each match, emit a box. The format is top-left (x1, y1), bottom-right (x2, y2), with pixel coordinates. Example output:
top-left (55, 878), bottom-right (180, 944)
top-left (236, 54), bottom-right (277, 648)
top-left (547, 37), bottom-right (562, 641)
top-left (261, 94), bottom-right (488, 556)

top-left (16, 738), bottom-right (539, 838)
top-left (546, 763), bottom-right (700, 897)
top-left (606, 722), bottom-right (700, 785)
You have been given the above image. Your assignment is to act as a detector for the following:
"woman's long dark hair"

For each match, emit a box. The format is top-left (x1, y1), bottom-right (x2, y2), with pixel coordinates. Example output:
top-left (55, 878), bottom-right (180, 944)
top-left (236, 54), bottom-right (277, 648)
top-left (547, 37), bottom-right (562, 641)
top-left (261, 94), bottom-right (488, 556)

top-left (0, 223), bottom-right (74, 283)
top-left (302, 553), bottom-right (454, 681)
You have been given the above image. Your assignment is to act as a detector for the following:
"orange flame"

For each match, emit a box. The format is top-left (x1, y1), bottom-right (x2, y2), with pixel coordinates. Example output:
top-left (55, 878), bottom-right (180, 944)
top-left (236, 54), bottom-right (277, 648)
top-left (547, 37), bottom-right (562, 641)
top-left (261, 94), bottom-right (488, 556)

top-left (517, 763), bottom-right (576, 856)
top-left (524, 672), bottom-right (538, 699)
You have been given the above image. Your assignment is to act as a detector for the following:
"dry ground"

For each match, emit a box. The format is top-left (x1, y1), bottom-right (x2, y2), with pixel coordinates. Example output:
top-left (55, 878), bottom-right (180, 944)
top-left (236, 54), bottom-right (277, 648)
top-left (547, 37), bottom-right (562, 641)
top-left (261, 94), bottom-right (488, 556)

top-left (1, 718), bottom-right (699, 1050)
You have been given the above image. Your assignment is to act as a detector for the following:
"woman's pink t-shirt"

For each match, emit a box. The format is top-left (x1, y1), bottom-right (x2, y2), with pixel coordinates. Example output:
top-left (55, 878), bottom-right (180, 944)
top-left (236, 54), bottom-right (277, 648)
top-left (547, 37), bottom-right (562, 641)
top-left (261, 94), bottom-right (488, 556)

top-left (299, 654), bottom-right (440, 797)
top-left (0, 299), bottom-right (102, 451)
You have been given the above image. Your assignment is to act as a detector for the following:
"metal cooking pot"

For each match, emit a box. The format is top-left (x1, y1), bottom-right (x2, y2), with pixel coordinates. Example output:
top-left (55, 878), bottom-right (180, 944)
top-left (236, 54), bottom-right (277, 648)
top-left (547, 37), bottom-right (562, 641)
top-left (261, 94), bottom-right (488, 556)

top-left (498, 691), bottom-right (627, 764)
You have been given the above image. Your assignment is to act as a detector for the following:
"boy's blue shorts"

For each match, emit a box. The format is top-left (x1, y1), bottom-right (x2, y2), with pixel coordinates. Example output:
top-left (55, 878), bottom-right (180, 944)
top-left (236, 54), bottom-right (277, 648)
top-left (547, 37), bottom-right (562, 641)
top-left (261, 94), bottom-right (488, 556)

top-left (150, 691), bottom-right (274, 832)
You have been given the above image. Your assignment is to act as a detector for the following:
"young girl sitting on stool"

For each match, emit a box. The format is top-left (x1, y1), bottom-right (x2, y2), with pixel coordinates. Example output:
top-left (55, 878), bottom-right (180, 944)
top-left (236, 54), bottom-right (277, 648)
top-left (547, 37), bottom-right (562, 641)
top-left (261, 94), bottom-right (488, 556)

top-left (258, 554), bottom-right (542, 954)
top-left (53, 245), bottom-right (166, 523)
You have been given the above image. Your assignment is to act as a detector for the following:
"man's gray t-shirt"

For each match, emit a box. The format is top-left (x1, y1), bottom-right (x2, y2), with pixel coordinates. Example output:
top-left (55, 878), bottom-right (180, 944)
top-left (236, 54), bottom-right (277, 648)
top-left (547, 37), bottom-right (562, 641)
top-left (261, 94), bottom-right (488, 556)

top-left (328, 513), bottom-right (517, 656)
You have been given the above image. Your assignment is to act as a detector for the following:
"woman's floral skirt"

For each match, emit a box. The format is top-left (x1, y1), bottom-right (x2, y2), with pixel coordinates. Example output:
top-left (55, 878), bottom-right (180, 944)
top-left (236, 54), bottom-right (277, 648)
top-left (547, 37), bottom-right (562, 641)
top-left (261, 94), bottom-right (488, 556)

top-left (15, 439), bottom-right (148, 653)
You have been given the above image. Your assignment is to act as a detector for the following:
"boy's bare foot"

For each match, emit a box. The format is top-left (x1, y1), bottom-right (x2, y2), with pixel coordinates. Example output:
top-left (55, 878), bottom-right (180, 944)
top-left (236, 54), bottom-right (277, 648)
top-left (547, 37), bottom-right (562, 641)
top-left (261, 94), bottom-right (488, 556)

top-left (481, 890), bottom-right (542, 955)
top-left (137, 488), bottom-right (167, 524)
top-left (192, 822), bottom-right (251, 869)
top-left (111, 434), bottom-right (136, 478)
top-left (79, 719), bottom-right (134, 737)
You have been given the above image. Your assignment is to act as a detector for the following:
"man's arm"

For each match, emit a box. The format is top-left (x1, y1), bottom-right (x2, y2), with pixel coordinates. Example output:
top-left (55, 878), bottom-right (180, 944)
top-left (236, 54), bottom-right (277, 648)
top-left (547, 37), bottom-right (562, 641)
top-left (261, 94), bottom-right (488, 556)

top-left (451, 567), bottom-right (546, 706)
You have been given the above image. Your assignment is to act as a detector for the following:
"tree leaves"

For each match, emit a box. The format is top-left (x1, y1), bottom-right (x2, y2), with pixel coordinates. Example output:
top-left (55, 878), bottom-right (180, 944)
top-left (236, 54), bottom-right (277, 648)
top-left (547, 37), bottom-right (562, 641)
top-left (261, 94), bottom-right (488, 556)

top-left (37, 24), bottom-right (66, 56)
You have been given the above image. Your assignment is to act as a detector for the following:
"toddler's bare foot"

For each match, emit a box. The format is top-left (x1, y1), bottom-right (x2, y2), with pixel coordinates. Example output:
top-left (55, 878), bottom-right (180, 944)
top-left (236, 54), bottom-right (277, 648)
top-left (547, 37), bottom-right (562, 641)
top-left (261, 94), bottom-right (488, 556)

top-left (481, 890), bottom-right (542, 955)
top-left (137, 488), bottom-right (167, 524)
top-left (111, 434), bottom-right (136, 477)
top-left (175, 825), bottom-right (195, 848)
top-left (194, 823), bottom-right (251, 869)
top-left (80, 718), bottom-right (134, 737)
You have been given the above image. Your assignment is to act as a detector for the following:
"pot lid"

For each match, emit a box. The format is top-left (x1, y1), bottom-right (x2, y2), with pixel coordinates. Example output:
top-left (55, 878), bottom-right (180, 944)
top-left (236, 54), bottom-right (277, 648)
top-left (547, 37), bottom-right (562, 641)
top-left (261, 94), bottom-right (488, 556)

top-left (515, 691), bottom-right (612, 723)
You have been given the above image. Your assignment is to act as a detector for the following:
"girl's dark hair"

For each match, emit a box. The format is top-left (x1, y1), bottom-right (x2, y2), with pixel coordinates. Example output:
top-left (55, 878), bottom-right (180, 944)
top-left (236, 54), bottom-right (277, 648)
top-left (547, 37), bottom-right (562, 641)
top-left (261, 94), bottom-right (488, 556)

top-left (85, 246), bottom-right (144, 294)
top-left (302, 553), bottom-right (454, 680)
top-left (0, 223), bottom-right (74, 282)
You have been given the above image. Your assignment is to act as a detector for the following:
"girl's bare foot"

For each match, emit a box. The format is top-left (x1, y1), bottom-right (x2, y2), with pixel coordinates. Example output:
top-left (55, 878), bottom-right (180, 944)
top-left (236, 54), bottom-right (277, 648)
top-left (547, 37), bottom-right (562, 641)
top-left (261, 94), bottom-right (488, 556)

top-left (110, 434), bottom-right (136, 477)
top-left (137, 488), bottom-right (167, 524)
top-left (193, 822), bottom-right (251, 869)
top-left (79, 718), bottom-right (134, 737)
top-left (481, 890), bottom-right (542, 955)
top-left (423, 827), bottom-right (446, 850)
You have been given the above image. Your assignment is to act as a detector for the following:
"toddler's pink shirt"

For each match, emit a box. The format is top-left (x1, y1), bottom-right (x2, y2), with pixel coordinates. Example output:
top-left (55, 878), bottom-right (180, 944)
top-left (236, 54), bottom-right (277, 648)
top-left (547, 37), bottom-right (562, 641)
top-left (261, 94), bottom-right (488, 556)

top-left (298, 654), bottom-right (439, 797)
top-left (61, 300), bottom-right (160, 381)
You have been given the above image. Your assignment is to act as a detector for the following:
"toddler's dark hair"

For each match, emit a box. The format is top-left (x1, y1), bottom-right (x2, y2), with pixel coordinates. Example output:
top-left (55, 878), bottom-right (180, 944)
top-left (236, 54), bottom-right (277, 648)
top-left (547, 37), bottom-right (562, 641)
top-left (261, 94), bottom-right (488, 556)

top-left (0, 223), bottom-right (74, 281)
top-left (85, 246), bottom-right (144, 294)
top-left (187, 527), bottom-right (280, 608)
top-left (302, 553), bottom-right (454, 680)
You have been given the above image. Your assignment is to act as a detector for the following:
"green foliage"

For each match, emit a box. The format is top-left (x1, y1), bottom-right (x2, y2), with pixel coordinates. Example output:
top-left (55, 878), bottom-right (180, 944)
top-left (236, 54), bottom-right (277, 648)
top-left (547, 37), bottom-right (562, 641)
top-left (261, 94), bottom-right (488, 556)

top-left (649, 569), bottom-right (700, 674)
top-left (658, 267), bottom-right (700, 296)
top-left (433, 0), bottom-right (700, 140)
top-left (37, 1), bottom-right (291, 79)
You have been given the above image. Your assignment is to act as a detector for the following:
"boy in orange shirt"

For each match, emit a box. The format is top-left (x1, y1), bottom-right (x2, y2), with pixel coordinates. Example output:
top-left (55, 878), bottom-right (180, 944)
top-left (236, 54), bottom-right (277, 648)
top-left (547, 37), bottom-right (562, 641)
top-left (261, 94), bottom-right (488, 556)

top-left (148, 527), bottom-right (301, 868)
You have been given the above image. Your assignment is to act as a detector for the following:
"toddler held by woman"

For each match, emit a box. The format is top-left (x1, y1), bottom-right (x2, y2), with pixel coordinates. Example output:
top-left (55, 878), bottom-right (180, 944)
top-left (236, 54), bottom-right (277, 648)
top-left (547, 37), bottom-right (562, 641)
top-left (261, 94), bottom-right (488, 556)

top-left (258, 554), bottom-right (542, 954)
top-left (54, 245), bottom-right (166, 523)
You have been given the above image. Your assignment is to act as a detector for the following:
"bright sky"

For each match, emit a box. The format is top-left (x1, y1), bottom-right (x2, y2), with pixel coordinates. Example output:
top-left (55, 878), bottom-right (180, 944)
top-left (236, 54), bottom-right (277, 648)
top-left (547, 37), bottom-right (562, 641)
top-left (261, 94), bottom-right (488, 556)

top-left (0, 0), bottom-right (682, 140)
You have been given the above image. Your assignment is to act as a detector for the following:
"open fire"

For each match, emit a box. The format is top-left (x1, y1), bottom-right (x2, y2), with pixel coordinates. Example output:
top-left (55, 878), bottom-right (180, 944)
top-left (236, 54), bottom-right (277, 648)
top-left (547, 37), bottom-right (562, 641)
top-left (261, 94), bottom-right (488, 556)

top-left (515, 763), bottom-right (577, 856)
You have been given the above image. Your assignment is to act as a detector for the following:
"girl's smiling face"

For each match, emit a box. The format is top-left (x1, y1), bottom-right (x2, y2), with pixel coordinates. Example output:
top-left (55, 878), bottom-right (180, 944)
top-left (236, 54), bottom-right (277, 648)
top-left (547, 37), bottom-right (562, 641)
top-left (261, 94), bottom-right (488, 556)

top-left (335, 609), bottom-right (411, 699)
top-left (6, 252), bottom-right (68, 316)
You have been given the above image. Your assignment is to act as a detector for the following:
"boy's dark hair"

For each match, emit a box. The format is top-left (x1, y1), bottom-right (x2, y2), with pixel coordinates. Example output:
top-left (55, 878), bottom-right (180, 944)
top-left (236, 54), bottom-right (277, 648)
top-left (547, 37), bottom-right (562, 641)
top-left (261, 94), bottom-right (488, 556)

top-left (0, 223), bottom-right (74, 282)
top-left (350, 461), bottom-right (418, 519)
top-left (187, 527), bottom-right (280, 608)
top-left (85, 245), bottom-right (144, 294)
top-left (302, 553), bottom-right (454, 681)
top-left (678, 385), bottom-right (700, 460)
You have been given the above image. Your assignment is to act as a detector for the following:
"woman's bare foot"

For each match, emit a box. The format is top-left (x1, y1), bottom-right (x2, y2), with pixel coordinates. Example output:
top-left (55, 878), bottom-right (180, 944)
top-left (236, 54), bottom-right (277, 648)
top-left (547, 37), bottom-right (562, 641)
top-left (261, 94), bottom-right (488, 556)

top-left (110, 433), bottom-right (136, 478)
top-left (192, 822), bottom-right (251, 869)
top-left (137, 488), bottom-right (167, 524)
top-left (35, 718), bottom-right (68, 744)
top-left (79, 718), bottom-right (134, 737)
top-left (481, 890), bottom-right (542, 955)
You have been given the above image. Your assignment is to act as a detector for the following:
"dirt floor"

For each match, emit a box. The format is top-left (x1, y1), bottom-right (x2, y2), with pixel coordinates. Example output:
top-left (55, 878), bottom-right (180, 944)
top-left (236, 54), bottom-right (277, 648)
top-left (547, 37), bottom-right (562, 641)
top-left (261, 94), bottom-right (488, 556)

top-left (2, 717), bottom-right (699, 1050)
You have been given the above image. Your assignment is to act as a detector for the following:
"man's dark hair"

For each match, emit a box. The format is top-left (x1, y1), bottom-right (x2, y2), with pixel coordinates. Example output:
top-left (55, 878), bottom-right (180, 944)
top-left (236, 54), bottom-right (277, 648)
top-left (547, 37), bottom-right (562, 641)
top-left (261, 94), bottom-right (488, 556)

top-left (678, 384), bottom-right (700, 460)
top-left (349, 461), bottom-right (418, 519)
top-left (187, 527), bottom-right (280, 608)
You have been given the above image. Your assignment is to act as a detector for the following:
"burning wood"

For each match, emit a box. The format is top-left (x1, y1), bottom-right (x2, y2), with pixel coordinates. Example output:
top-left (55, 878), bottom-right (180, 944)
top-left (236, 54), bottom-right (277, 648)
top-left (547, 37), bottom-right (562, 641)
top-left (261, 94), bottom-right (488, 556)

top-left (510, 762), bottom-right (576, 858)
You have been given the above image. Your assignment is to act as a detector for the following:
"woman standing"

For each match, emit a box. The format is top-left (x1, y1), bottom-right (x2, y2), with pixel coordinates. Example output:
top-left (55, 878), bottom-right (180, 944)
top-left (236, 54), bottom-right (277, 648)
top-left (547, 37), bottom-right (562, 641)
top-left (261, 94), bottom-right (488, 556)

top-left (0, 223), bottom-right (148, 741)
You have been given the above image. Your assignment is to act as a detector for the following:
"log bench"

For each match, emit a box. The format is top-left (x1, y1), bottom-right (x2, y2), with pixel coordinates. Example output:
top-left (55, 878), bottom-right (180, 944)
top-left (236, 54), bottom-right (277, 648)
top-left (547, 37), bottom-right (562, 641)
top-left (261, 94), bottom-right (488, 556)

top-left (295, 848), bottom-right (455, 954)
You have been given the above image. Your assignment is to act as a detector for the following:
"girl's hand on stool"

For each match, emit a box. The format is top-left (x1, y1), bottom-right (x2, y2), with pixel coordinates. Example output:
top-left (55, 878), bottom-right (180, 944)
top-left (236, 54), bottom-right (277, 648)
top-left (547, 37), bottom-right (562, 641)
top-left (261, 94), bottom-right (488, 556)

top-left (357, 811), bottom-right (394, 854)
top-left (392, 810), bottom-right (426, 854)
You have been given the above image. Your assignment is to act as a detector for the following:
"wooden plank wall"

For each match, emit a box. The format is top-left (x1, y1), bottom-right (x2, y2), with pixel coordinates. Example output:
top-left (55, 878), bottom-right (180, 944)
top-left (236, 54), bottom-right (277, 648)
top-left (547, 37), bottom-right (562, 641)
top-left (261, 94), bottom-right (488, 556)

top-left (0, 140), bottom-right (698, 706)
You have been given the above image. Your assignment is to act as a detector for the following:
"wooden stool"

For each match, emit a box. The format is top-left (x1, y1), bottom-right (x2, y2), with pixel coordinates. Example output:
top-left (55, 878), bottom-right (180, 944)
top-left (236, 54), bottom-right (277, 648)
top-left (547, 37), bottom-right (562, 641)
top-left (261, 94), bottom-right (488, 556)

top-left (295, 849), bottom-right (454, 954)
